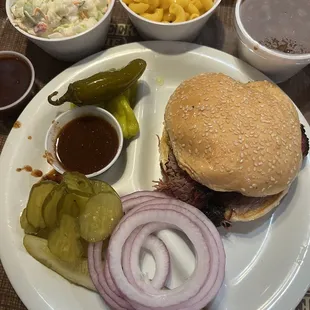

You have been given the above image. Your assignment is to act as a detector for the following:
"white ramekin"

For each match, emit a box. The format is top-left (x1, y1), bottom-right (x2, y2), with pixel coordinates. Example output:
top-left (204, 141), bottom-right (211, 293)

top-left (45, 106), bottom-right (123, 178)
top-left (0, 51), bottom-right (35, 113)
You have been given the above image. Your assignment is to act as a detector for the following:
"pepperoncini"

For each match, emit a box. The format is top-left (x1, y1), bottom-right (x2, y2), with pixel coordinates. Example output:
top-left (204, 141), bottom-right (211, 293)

top-left (48, 59), bottom-right (146, 106)
top-left (105, 95), bottom-right (139, 139)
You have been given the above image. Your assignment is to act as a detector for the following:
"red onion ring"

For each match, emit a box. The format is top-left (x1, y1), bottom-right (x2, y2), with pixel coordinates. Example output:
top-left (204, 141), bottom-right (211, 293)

top-left (121, 191), bottom-right (169, 213)
top-left (88, 191), bottom-right (225, 310)
top-left (88, 243), bottom-right (128, 310)
top-left (122, 226), bottom-right (170, 289)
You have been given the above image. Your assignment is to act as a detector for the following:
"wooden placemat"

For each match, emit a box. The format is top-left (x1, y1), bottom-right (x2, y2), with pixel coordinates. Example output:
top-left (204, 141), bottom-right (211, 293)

top-left (0, 0), bottom-right (309, 309)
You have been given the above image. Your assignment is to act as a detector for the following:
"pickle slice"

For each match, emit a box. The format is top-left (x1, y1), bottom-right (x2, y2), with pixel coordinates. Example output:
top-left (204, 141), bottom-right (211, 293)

top-left (23, 235), bottom-right (96, 291)
top-left (20, 208), bottom-right (38, 235)
top-left (48, 214), bottom-right (83, 263)
top-left (43, 183), bottom-right (67, 229)
top-left (79, 192), bottom-right (123, 242)
top-left (57, 193), bottom-right (80, 221)
top-left (91, 179), bottom-right (118, 196)
top-left (26, 181), bottom-right (56, 229)
top-left (57, 192), bottom-right (89, 221)
top-left (62, 172), bottom-right (94, 196)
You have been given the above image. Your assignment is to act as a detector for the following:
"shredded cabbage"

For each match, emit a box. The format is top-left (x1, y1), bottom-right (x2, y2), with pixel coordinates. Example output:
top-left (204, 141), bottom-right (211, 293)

top-left (10, 0), bottom-right (109, 38)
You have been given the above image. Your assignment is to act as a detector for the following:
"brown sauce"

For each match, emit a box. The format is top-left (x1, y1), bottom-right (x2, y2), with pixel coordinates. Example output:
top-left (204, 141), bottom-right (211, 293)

top-left (16, 165), bottom-right (32, 172)
top-left (240, 0), bottom-right (310, 54)
top-left (55, 116), bottom-right (119, 175)
top-left (31, 169), bottom-right (43, 178)
top-left (16, 165), bottom-right (43, 178)
top-left (13, 121), bottom-right (21, 128)
top-left (0, 56), bottom-right (32, 107)
top-left (41, 169), bottom-right (63, 183)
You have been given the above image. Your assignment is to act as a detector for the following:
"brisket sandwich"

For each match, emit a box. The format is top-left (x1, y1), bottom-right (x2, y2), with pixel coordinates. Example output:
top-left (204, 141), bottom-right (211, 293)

top-left (155, 73), bottom-right (309, 227)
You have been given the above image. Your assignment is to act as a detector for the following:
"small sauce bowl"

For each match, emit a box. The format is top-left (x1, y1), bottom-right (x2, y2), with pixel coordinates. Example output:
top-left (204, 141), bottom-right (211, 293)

top-left (0, 51), bottom-right (35, 115)
top-left (45, 106), bottom-right (123, 178)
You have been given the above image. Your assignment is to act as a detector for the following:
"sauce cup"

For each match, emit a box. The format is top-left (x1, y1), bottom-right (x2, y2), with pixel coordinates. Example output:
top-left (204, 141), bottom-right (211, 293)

top-left (235, 0), bottom-right (310, 83)
top-left (45, 106), bottom-right (123, 178)
top-left (0, 51), bottom-right (35, 116)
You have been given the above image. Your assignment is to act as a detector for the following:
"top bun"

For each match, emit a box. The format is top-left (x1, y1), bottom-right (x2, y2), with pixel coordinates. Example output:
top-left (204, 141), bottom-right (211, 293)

top-left (164, 73), bottom-right (302, 197)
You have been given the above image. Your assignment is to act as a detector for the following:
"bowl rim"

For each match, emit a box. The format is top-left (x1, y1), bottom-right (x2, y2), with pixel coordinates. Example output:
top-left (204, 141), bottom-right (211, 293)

top-left (0, 51), bottom-right (35, 111)
top-left (44, 105), bottom-right (124, 178)
top-left (120, 0), bottom-right (221, 26)
top-left (235, 0), bottom-right (310, 60)
top-left (5, 0), bottom-right (115, 42)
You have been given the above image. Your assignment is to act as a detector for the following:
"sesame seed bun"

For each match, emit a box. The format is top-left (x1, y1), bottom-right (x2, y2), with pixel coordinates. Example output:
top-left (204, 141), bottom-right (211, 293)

top-left (163, 73), bottom-right (302, 197)
top-left (159, 126), bottom-right (288, 222)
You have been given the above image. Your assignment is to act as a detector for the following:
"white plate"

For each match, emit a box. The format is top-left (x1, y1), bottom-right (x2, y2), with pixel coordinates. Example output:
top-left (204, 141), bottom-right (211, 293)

top-left (0, 41), bottom-right (310, 310)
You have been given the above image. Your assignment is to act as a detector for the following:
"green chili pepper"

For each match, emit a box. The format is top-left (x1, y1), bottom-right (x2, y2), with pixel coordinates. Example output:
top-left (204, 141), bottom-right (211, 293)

top-left (48, 59), bottom-right (146, 106)
top-left (105, 95), bottom-right (139, 139)
top-left (123, 81), bottom-right (138, 108)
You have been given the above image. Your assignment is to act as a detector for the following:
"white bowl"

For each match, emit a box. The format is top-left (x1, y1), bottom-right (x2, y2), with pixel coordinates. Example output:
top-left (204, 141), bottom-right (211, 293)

top-left (0, 51), bottom-right (35, 113)
top-left (120, 0), bottom-right (221, 41)
top-left (235, 0), bottom-right (310, 84)
top-left (5, 0), bottom-right (115, 62)
top-left (45, 106), bottom-right (124, 178)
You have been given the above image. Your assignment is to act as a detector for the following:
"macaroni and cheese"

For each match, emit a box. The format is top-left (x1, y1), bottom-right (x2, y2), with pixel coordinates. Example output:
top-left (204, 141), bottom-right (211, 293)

top-left (123, 0), bottom-right (214, 23)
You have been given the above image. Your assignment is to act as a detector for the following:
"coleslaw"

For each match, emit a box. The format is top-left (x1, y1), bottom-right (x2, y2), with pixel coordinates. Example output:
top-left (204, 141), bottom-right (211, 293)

top-left (10, 0), bottom-right (109, 39)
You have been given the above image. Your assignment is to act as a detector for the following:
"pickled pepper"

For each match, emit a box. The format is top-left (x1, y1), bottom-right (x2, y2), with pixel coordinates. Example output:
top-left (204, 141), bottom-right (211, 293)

top-left (105, 95), bottom-right (139, 139)
top-left (48, 59), bottom-right (147, 106)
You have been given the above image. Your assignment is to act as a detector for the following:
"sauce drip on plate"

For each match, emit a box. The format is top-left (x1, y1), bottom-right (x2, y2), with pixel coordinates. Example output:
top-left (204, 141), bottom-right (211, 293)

top-left (240, 0), bottom-right (310, 54)
top-left (56, 116), bottom-right (119, 175)
top-left (0, 56), bottom-right (32, 107)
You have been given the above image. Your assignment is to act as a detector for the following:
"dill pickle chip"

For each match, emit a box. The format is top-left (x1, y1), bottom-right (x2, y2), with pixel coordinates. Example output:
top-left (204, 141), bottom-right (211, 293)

top-left (26, 181), bottom-right (56, 229)
top-left (23, 235), bottom-right (96, 291)
top-left (43, 183), bottom-right (67, 229)
top-left (20, 208), bottom-right (38, 235)
top-left (48, 214), bottom-right (83, 263)
top-left (57, 192), bottom-right (89, 222)
top-left (57, 193), bottom-right (80, 221)
top-left (90, 179), bottom-right (118, 196)
top-left (79, 192), bottom-right (123, 242)
top-left (62, 172), bottom-right (94, 196)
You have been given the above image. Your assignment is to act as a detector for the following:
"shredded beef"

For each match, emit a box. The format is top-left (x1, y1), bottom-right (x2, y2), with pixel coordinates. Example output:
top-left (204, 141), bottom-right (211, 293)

top-left (301, 124), bottom-right (309, 158)
top-left (154, 151), bottom-right (228, 227)
top-left (154, 124), bottom-right (309, 227)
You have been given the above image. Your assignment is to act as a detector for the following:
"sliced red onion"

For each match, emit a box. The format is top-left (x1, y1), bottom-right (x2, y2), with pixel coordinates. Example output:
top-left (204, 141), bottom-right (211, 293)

top-left (94, 242), bottom-right (133, 310)
top-left (88, 191), bottom-right (225, 310)
top-left (108, 208), bottom-right (212, 307)
top-left (121, 191), bottom-right (168, 205)
top-left (88, 243), bottom-right (128, 310)
top-left (122, 225), bottom-right (170, 290)
top-left (127, 201), bottom-right (224, 310)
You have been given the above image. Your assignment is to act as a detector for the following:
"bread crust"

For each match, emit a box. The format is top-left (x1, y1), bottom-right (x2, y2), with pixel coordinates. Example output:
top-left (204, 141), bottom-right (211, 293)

top-left (164, 73), bottom-right (302, 197)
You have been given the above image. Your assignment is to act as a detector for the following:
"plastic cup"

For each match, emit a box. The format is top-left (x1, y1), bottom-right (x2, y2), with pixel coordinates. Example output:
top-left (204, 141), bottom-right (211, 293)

top-left (235, 0), bottom-right (310, 84)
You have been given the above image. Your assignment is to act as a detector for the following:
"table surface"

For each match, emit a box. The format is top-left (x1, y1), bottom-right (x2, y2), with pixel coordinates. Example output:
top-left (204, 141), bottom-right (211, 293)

top-left (0, 0), bottom-right (310, 309)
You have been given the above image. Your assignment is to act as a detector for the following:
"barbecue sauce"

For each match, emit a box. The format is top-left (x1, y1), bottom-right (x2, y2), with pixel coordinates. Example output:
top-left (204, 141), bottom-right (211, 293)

top-left (55, 116), bottom-right (119, 175)
top-left (0, 56), bottom-right (32, 107)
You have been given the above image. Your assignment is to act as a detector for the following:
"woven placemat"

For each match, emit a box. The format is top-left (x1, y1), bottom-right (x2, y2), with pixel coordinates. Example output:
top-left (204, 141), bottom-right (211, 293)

top-left (0, 0), bottom-right (309, 309)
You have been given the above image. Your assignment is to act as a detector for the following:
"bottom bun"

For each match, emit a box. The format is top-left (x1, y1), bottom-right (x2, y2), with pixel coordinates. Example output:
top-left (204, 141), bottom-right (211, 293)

top-left (227, 188), bottom-right (288, 222)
